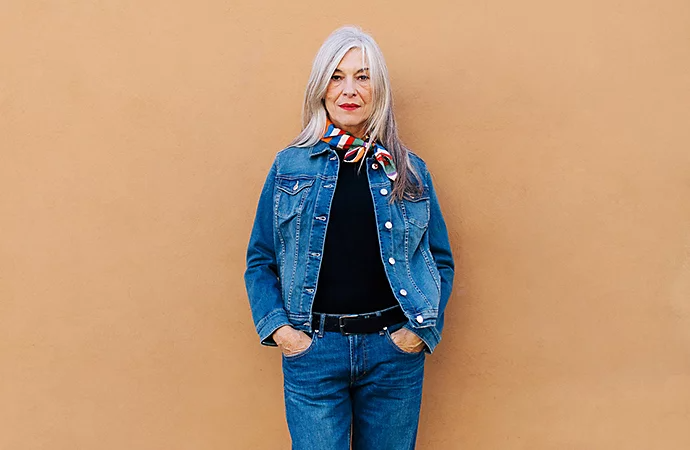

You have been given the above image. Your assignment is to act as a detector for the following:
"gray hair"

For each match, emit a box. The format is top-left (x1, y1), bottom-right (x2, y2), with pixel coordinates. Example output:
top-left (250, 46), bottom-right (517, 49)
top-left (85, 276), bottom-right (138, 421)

top-left (289, 26), bottom-right (421, 200)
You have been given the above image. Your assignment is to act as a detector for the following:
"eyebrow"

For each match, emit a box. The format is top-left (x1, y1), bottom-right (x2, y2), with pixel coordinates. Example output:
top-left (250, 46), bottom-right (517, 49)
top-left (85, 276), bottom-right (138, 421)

top-left (333, 67), bottom-right (370, 74)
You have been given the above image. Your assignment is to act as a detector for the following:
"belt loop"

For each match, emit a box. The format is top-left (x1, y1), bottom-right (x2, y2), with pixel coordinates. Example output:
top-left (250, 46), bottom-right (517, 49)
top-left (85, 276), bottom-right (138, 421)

top-left (317, 314), bottom-right (326, 338)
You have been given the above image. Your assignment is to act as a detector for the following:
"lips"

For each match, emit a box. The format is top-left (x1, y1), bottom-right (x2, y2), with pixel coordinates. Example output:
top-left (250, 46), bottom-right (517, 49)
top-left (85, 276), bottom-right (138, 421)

top-left (339, 103), bottom-right (360, 111)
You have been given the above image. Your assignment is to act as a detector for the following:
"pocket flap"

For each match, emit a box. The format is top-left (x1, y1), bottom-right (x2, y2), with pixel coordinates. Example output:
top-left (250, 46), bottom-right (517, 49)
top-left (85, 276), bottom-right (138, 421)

top-left (404, 185), bottom-right (430, 202)
top-left (276, 176), bottom-right (315, 195)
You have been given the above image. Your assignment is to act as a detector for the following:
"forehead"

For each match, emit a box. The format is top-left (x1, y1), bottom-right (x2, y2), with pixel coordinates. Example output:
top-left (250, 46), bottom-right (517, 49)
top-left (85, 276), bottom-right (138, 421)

top-left (334, 47), bottom-right (369, 71)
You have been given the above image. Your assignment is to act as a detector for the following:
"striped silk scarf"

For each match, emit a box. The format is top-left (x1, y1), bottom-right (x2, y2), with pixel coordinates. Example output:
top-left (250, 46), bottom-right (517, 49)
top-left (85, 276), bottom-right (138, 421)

top-left (321, 120), bottom-right (398, 181)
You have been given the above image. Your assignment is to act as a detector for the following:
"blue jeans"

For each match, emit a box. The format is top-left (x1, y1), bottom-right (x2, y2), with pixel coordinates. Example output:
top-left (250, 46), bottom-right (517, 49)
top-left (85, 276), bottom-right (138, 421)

top-left (282, 322), bottom-right (426, 450)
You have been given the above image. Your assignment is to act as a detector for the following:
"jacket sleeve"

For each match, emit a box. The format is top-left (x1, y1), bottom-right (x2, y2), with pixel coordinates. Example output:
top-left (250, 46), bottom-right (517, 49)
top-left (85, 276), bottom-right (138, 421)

top-left (404, 167), bottom-right (455, 353)
top-left (244, 160), bottom-right (290, 346)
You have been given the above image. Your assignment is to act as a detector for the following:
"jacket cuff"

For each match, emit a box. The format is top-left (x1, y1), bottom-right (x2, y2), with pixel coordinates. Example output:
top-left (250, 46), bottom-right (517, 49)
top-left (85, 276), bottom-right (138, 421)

top-left (404, 323), bottom-right (441, 354)
top-left (256, 309), bottom-right (291, 346)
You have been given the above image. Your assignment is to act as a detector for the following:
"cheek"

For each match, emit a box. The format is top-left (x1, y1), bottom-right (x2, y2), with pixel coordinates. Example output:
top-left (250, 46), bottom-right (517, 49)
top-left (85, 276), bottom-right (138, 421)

top-left (361, 93), bottom-right (373, 112)
top-left (324, 90), bottom-right (333, 104)
top-left (325, 83), bottom-right (341, 100)
top-left (360, 88), bottom-right (373, 104)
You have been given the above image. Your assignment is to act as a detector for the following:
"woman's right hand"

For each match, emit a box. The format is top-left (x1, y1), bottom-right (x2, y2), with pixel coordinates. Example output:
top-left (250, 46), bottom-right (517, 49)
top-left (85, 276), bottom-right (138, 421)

top-left (273, 325), bottom-right (313, 356)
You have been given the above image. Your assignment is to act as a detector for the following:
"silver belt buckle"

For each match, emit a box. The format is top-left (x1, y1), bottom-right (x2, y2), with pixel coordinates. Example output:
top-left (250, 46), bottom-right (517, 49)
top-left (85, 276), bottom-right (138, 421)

top-left (338, 314), bottom-right (360, 335)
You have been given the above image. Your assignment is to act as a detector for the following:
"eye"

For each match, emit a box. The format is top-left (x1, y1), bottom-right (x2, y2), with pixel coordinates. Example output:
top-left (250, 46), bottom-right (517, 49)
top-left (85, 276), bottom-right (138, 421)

top-left (357, 75), bottom-right (370, 81)
top-left (330, 75), bottom-right (342, 81)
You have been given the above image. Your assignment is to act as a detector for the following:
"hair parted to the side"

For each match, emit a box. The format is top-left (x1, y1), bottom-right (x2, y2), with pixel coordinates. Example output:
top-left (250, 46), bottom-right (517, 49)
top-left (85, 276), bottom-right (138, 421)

top-left (289, 25), bottom-right (422, 201)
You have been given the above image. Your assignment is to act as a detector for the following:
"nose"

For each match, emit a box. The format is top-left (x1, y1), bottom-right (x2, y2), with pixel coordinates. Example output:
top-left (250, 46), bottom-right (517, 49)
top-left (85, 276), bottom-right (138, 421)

top-left (342, 76), bottom-right (357, 97)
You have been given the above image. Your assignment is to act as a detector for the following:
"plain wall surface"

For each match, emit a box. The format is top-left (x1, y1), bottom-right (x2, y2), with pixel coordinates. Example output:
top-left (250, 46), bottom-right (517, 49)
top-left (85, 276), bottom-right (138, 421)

top-left (1, 1), bottom-right (689, 448)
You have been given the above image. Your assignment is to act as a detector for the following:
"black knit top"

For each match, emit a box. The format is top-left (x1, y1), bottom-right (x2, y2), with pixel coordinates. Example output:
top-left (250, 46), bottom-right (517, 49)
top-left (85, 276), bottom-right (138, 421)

top-left (312, 149), bottom-right (399, 314)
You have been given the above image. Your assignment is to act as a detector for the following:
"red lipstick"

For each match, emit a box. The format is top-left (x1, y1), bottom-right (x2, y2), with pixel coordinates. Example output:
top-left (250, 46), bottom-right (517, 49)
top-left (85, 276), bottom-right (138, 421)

top-left (339, 103), bottom-right (360, 111)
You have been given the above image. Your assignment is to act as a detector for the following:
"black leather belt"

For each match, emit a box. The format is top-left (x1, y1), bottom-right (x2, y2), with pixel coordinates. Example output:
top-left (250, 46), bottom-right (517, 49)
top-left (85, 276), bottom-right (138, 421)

top-left (312, 305), bottom-right (407, 335)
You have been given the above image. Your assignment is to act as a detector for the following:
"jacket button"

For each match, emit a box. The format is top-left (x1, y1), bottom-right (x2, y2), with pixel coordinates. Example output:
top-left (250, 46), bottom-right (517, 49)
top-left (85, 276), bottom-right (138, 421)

top-left (385, 221), bottom-right (393, 229)
top-left (306, 288), bottom-right (314, 293)
top-left (380, 188), bottom-right (388, 196)
top-left (399, 289), bottom-right (407, 296)
top-left (416, 315), bottom-right (424, 323)
top-left (388, 257), bottom-right (396, 265)
top-left (372, 163), bottom-right (379, 169)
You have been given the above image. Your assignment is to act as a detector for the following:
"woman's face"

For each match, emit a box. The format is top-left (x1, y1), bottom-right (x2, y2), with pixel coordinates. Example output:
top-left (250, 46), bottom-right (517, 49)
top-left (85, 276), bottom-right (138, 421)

top-left (324, 48), bottom-right (373, 138)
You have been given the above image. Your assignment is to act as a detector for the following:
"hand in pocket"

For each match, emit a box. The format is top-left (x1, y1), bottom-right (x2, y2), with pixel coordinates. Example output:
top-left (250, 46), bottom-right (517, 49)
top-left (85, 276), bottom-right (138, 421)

top-left (273, 326), bottom-right (313, 356)
top-left (390, 328), bottom-right (425, 353)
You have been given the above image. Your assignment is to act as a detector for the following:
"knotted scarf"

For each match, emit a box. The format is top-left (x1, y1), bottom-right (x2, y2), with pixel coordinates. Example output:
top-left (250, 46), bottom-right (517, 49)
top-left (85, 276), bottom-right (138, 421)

top-left (321, 120), bottom-right (398, 181)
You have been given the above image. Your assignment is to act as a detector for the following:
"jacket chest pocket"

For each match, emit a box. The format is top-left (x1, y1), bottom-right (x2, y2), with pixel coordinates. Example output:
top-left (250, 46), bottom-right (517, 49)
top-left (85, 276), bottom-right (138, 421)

top-left (275, 176), bottom-right (316, 220)
top-left (402, 190), bottom-right (430, 229)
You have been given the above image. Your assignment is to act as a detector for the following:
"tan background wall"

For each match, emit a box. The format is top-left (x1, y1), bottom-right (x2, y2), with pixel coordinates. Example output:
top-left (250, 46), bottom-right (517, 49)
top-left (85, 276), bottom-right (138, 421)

top-left (1, 1), bottom-right (689, 449)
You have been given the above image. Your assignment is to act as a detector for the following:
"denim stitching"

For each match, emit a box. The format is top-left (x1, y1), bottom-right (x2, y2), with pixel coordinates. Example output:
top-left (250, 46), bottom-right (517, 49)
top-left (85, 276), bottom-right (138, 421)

top-left (400, 200), bottom-right (433, 310)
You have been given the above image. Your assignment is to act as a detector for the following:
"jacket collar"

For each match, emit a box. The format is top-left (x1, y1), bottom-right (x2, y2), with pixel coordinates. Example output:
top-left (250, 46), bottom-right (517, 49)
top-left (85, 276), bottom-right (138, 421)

top-left (309, 141), bottom-right (332, 157)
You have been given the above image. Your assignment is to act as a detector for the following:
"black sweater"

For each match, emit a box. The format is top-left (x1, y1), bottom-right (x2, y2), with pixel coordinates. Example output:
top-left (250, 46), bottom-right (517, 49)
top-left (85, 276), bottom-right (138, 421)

top-left (312, 149), bottom-right (398, 314)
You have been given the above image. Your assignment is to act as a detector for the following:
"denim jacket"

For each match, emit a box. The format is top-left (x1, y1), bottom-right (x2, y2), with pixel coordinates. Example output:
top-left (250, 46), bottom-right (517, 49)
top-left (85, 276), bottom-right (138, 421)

top-left (244, 141), bottom-right (454, 353)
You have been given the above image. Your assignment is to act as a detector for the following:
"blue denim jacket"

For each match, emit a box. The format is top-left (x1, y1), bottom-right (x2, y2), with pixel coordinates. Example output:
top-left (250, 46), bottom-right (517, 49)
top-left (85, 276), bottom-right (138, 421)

top-left (245, 141), bottom-right (454, 353)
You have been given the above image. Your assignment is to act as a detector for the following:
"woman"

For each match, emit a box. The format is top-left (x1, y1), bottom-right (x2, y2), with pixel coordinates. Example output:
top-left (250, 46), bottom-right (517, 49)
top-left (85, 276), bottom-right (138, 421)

top-left (245, 26), bottom-right (454, 450)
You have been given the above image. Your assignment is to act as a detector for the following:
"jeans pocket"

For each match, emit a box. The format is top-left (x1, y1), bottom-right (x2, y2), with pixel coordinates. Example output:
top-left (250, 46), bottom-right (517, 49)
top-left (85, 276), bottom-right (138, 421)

top-left (282, 333), bottom-right (317, 361)
top-left (384, 329), bottom-right (425, 356)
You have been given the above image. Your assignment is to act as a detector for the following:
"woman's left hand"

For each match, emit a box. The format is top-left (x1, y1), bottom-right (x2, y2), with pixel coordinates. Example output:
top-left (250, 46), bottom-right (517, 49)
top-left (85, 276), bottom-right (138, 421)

top-left (390, 328), bottom-right (426, 353)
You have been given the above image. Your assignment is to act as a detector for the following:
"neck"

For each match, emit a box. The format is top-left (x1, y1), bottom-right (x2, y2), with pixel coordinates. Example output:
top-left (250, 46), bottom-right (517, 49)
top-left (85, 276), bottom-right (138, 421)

top-left (345, 128), bottom-right (366, 139)
top-left (332, 121), bottom-right (366, 139)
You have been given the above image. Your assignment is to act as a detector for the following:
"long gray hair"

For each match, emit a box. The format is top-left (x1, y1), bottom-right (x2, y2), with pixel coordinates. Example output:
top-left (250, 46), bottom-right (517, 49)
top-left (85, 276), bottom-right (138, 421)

top-left (289, 26), bottom-right (421, 201)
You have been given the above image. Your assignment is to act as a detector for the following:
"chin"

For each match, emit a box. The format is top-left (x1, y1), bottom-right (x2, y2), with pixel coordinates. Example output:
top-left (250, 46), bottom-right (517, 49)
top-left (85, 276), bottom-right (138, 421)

top-left (336, 118), bottom-right (365, 129)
